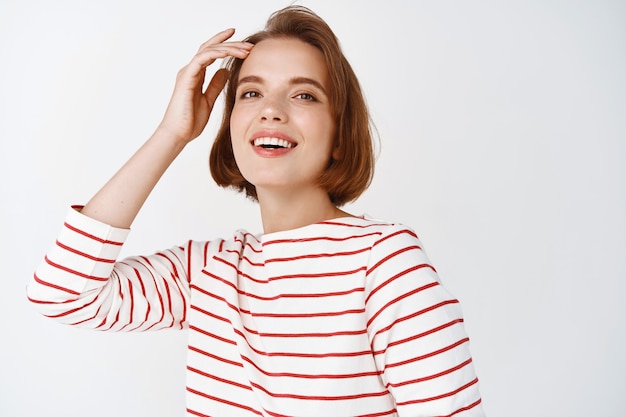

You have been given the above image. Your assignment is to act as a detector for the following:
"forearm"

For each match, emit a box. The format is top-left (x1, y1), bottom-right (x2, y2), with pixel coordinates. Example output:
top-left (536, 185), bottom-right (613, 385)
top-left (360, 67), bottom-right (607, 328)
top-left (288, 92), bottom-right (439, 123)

top-left (27, 207), bottom-right (191, 331)
top-left (78, 30), bottom-right (251, 229)
top-left (81, 128), bottom-right (186, 229)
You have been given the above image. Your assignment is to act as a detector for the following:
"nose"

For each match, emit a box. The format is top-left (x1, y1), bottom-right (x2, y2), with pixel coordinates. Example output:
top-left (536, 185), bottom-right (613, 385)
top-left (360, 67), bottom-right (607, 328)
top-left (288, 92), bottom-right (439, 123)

top-left (260, 96), bottom-right (287, 123)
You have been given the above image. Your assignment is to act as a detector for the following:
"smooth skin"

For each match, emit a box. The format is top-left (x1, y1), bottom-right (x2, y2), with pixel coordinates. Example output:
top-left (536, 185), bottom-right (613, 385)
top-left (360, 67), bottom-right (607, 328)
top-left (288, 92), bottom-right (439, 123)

top-left (230, 38), bottom-right (350, 233)
top-left (80, 29), bottom-right (349, 234)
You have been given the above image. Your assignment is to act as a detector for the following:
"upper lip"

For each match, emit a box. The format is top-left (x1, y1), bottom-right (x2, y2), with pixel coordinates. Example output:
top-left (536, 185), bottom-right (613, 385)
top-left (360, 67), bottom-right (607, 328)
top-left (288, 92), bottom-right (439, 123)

top-left (250, 130), bottom-right (297, 146)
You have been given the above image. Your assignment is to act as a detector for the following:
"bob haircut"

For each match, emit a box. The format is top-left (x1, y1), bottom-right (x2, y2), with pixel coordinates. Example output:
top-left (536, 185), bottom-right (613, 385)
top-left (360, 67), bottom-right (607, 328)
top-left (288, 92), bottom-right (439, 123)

top-left (210, 5), bottom-right (375, 207)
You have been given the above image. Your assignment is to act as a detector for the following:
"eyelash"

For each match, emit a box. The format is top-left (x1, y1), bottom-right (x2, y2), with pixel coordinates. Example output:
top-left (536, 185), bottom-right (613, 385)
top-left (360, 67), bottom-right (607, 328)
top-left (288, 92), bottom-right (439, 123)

top-left (238, 91), bottom-right (317, 102)
top-left (241, 91), bottom-right (260, 99)
top-left (295, 93), bottom-right (316, 101)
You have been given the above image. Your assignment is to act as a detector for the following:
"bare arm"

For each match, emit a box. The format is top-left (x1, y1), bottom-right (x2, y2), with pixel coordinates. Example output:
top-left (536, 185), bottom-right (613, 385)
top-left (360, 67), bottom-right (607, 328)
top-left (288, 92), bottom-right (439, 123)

top-left (80, 29), bottom-right (252, 228)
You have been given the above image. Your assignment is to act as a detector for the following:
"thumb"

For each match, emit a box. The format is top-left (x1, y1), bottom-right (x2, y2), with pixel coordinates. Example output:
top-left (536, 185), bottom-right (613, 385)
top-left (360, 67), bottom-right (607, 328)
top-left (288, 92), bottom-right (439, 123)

top-left (204, 68), bottom-right (230, 108)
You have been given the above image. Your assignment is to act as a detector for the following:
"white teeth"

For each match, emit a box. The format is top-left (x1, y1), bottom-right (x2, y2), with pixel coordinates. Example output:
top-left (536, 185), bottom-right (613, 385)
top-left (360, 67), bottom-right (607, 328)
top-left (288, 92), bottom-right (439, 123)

top-left (253, 137), bottom-right (293, 148)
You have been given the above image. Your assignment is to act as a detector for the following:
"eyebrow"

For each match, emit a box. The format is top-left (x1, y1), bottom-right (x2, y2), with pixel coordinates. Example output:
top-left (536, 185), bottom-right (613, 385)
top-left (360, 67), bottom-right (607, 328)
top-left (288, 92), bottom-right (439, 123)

top-left (238, 75), bottom-right (328, 96)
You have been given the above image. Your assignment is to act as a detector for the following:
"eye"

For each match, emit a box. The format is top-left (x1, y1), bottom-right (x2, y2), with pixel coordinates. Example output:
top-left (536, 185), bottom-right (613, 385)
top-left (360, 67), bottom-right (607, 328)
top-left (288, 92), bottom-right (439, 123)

top-left (294, 93), bottom-right (316, 101)
top-left (240, 90), bottom-right (260, 99)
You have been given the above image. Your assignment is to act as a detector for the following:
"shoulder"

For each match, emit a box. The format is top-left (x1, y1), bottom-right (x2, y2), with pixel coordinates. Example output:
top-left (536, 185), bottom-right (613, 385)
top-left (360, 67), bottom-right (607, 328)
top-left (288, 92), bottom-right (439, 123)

top-left (335, 216), bottom-right (422, 248)
top-left (357, 217), bottom-right (435, 274)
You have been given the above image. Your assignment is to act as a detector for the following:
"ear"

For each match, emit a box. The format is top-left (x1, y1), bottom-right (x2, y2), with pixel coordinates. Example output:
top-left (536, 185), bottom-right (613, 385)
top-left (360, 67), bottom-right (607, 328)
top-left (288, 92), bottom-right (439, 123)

top-left (331, 135), bottom-right (342, 160)
top-left (332, 147), bottom-right (341, 160)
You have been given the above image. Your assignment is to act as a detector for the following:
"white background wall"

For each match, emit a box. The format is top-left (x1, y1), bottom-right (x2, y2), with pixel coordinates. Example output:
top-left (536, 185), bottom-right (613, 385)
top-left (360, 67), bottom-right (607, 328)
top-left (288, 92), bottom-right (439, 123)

top-left (1, 0), bottom-right (624, 416)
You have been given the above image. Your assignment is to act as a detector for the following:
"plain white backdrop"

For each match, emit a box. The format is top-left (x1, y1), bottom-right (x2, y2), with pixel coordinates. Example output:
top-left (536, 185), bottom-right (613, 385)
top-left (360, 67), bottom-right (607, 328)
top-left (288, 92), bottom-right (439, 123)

top-left (1, 0), bottom-right (624, 416)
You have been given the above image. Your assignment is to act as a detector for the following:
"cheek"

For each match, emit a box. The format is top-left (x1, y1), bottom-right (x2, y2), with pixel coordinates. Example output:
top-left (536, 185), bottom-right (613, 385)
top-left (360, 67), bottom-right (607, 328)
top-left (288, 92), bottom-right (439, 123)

top-left (229, 107), bottom-right (248, 149)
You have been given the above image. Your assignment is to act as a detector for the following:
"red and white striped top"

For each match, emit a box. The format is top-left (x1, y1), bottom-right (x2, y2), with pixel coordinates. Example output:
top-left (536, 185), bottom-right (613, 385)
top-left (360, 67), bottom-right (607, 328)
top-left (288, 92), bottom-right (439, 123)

top-left (28, 208), bottom-right (484, 416)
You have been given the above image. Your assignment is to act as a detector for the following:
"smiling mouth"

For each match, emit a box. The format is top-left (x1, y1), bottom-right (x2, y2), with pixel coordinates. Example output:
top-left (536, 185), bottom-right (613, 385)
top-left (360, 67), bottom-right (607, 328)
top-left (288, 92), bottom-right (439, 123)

top-left (253, 137), bottom-right (295, 149)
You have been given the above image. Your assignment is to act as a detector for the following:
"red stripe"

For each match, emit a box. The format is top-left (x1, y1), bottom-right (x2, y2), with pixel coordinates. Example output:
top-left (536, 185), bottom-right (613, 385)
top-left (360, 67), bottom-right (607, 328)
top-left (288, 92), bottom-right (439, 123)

top-left (191, 284), bottom-right (366, 322)
top-left (233, 327), bottom-right (372, 359)
top-left (135, 267), bottom-right (151, 327)
top-left (367, 245), bottom-right (422, 277)
top-left (249, 379), bottom-right (390, 401)
top-left (162, 273), bottom-right (174, 328)
top-left (239, 353), bottom-right (381, 379)
top-left (262, 231), bottom-right (382, 247)
top-left (188, 345), bottom-right (243, 368)
top-left (186, 408), bottom-right (210, 417)
top-left (187, 240), bottom-right (193, 283)
top-left (45, 255), bottom-right (108, 282)
top-left (372, 299), bottom-right (460, 338)
top-left (388, 358), bottom-right (474, 388)
top-left (55, 240), bottom-right (115, 263)
top-left (159, 250), bottom-right (188, 329)
top-left (212, 256), bottom-right (366, 284)
top-left (387, 320), bottom-right (466, 351)
top-left (373, 228), bottom-right (418, 247)
top-left (63, 221), bottom-right (123, 245)
top-left (190, 282), bottom-right (239, 314)
top-left (268, 265), bottom-right (367, 282)
top-left (367, 281), bottom-right (439, 327)
top-left (192, 280), bottom-right (366, 321)
top-left (73, 303), bottom-right (103, 327)
top-left (237, 282), bottom-right (365, 301)
top-left (45, 294), bottom-right (99, 319)
top-left (241, 324), bottom-right (367, 338)
top-left (187, 365), bottom-right (252, 391)
top-left (135, 257), bottom-right (167, 330)
top-left (120, 258), bottom-right (160, 332)
top-left (190, 325), bottom-right (237, 345)
top-left (227, 251), bottom-right (264, 267)
top-left (262, 408), bottom-right (398, 417)
top-left (365, 263), bottom-right (435, 304)
top-left (186, 387), bottom-right (263, 416)
top-left (191, 304), bottom-right (231, 324)
top-left (395, 377), bottom-right (479, 406)
top-left (318, 219), bottom-right (388, 228)
top-left (210, 257), bottom-right (260, 283)
top-left (356, 410), bottom-right (398, 417)
top-left (239, 231), bottom-right (262, 245)
top-left (437, 398), bottom-right (482, 417)
top-left (383, 336), bottom-right (470, 369)
top-left (32, 273), bottom-right (79, 295)
top-left (264, 406), bottom-right (398, 417)
top-left (265, 246), bottom-right (370, 263)
top-left (26, 296), bottom-right (74, 305)
top-left (118, 276), bottom-right (135, 331)
top-left (240, 306), bottom-right (365, 319)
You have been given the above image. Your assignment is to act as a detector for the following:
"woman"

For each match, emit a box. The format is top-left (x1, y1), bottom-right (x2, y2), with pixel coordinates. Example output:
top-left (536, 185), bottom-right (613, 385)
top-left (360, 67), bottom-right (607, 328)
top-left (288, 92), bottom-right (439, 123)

top-left (28, 6), bottom-right (484, 416)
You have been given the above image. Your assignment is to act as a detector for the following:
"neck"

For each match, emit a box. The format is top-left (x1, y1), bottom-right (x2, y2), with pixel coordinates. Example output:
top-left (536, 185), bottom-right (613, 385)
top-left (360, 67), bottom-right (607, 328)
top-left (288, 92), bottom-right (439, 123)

top-left (257, 187), bottom-right (351, 234)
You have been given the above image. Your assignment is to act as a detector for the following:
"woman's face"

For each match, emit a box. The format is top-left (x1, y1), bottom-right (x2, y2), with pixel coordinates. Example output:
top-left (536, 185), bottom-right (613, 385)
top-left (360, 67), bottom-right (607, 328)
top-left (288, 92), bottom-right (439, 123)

top-left (229, 37), bottom-right (336, 199)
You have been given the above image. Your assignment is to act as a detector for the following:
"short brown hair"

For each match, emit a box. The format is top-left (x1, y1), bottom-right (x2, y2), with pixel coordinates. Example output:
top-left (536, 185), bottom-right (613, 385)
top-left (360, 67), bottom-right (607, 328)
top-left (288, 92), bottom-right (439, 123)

top-left (210, 5), bottom-right (374, 206)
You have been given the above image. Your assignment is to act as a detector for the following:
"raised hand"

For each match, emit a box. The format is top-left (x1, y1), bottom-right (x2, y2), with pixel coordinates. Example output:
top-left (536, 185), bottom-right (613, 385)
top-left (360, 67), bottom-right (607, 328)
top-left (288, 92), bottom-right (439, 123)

top-left (157, 29), bottom-right (253, 144)
top-left (80, 30), bottom-right (252, 228)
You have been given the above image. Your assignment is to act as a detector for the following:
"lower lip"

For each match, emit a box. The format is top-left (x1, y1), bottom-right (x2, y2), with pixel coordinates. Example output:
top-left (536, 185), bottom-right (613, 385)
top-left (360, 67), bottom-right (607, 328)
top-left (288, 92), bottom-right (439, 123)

top-left (252, 145), bottom-right (294, 157)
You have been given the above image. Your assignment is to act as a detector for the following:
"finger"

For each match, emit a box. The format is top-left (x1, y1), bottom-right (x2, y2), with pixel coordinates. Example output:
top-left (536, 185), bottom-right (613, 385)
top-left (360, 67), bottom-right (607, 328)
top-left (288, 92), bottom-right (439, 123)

top-left (204, 68), bottom-right (229, 108)
top-left (187, 44), bottom-right (251, 73)
top-left (197, 28), bottom-right (238, 51)
top-left (196, 41), bottom-right (253, 60)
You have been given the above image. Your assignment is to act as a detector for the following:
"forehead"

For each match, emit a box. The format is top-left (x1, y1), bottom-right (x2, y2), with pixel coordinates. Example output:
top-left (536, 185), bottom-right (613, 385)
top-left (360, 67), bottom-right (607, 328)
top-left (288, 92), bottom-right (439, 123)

top-left (238, 37), bottom-right (329, 86)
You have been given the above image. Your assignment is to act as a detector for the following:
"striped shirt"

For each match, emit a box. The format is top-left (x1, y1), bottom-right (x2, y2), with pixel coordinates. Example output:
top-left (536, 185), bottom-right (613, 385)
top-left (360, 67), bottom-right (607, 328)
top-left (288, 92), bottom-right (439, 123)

top-left (28, 208), bottom-right (484, 416)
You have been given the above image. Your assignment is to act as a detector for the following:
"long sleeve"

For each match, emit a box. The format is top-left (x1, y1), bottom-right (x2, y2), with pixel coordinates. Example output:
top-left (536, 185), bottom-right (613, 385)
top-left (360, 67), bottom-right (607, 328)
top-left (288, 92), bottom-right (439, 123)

top-left (365, 225), bottom-right (484, 416)
top-left (27, 207), bottom-right (192, 331)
